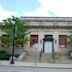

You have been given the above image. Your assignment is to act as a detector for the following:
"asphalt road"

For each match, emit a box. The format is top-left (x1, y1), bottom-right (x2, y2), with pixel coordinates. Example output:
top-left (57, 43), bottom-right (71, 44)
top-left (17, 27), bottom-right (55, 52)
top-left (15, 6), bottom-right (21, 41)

top-left (0, 66), bottom-right (72, 72)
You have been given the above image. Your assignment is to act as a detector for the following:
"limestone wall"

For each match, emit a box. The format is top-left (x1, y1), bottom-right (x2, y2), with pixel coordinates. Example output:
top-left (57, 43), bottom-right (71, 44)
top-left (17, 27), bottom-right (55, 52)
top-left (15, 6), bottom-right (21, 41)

top-left (27, 28), bottom-right (72, 53)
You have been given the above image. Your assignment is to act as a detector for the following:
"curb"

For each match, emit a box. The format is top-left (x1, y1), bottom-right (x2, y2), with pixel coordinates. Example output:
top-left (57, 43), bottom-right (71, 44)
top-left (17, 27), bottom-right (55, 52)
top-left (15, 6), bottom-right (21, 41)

top-left (0, 61), bottom-right (72, 69)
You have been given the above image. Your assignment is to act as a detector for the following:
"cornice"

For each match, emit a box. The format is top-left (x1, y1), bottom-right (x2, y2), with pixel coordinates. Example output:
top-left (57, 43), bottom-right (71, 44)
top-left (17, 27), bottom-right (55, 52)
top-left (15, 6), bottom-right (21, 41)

top-left (26, 25), bottom-right (72, 29)
top-left (21, 16), bottom-right (72, 22)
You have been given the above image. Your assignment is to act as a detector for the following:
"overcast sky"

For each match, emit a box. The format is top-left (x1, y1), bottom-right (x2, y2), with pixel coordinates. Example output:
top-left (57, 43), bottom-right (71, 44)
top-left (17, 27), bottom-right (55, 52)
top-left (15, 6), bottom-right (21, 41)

top-left (0, 0), bottom-right (72, 21)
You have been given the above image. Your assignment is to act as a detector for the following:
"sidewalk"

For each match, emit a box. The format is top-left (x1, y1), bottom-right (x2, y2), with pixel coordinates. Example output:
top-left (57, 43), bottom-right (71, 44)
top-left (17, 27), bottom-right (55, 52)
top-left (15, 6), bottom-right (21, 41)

top-left (0, 61), bottom-right (72, 68)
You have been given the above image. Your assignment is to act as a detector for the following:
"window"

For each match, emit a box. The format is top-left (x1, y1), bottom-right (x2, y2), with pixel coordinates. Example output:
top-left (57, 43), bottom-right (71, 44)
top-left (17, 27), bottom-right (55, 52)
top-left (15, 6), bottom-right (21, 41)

top-left (45, 35), bottom-right (53, 38)
top-left (1, 35), bottom-right (7, 43)
top-left (59, 35), bottom-right (67, 48)
top-left (30, 35), bottom-right (38, 47)
top-left (1, 34), bottom-right (8, 47)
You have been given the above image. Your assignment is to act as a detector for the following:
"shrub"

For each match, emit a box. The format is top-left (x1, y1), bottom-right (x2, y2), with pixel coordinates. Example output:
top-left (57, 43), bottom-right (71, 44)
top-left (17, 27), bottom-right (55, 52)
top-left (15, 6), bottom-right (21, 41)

top-left (0, 50), bottom-right (10, 60)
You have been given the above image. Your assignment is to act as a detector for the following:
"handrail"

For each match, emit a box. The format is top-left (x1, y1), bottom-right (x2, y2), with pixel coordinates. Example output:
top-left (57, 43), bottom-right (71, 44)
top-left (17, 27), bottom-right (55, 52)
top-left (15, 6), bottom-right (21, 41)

top-left (39, 49), bottom-right (43, 62)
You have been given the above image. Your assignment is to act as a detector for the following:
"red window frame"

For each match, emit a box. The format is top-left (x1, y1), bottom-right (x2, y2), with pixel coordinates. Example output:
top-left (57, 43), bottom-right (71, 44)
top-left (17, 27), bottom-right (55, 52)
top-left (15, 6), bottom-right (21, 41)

top-left (59, 35), bottom-right (67, 48)
top-left (30, 35), bottom-right (38, 47)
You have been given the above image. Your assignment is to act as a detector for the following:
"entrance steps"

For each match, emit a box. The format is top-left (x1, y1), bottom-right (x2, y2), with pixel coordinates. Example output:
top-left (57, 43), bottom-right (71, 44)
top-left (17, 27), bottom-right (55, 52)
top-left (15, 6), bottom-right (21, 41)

top-left (22, 52), bottom-right (54, 63)
top-left (40, 53), bottom-right (53, 63)
top-left (23, 52), bottom-right (40, 62)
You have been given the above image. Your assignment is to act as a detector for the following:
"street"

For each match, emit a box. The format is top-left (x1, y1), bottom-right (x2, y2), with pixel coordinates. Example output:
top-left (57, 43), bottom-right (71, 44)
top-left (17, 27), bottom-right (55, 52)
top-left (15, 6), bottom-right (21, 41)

top-left (0, 66), bottom-right (72, 72)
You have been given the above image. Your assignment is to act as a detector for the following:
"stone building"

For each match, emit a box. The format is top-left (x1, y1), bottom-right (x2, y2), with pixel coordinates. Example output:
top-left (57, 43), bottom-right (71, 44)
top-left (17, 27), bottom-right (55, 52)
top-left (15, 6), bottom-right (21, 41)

top-left (0, 17), bottom-right (72, 54)
top-left (21, 17), bottom-right (72, 54)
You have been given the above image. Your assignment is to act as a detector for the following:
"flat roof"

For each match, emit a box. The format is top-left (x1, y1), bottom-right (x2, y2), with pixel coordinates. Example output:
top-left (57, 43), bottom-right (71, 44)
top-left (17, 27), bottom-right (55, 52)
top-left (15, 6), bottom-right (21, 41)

top-left (21, 16), bottom-right (72, 22)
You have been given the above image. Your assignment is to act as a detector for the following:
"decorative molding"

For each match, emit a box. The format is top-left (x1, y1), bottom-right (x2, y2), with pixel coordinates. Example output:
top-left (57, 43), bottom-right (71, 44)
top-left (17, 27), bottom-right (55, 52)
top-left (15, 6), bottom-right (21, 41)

top-left (22, 17), bottom-right (72, 29)
top-left (26, 25), bottom-right (72, 29)
top-left (21, 17), bottom-right (72, 22)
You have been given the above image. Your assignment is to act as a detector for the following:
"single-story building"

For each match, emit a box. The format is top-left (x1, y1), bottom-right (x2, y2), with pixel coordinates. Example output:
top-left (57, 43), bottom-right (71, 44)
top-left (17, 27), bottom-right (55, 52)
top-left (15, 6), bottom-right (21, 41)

top-left (0, 17), bottom-right (72, 54)
top-left (21, 17), bottom-right (72, 54)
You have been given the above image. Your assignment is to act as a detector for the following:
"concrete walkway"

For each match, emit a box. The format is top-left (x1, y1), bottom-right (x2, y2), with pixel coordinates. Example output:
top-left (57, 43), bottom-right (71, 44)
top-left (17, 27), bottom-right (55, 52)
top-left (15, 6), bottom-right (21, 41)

top-left (0, 61), bottom-right (72, 68)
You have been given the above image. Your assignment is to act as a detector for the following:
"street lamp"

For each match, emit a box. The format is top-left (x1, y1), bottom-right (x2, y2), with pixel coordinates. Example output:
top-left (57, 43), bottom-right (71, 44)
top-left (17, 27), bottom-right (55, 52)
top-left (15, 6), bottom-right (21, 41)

top-left (10, 17), bottom-right (16, 64)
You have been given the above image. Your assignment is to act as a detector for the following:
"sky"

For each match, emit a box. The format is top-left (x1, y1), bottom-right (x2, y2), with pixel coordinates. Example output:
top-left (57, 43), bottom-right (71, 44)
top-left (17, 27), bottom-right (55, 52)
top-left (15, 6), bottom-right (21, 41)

top-left (0, 0), bottom-right (72, 22)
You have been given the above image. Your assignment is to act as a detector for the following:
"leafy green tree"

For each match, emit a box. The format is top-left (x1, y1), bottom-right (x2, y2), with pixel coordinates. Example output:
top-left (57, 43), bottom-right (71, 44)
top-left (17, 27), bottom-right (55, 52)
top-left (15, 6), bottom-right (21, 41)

top-left (0, 16), bottom-right (29, 48)
top-left (68, 34), bottom-right (72, 44)
top-left (67, 32), bottom-right (72, 52)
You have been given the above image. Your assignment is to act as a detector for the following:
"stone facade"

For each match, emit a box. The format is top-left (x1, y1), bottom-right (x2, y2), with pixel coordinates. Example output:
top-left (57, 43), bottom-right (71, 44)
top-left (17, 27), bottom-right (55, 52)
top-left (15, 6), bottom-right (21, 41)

top-left (0, 17), bottom-right (72, 54)
top-left (21, 17), bottom-right (72, 53)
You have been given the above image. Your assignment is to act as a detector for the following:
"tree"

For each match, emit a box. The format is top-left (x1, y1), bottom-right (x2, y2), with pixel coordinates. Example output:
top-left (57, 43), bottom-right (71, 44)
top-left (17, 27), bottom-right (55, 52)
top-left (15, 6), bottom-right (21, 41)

top-left (68, 34), bottom-right (72, 45)
top-left (68, 31), bottom-right (72, 45)
top-left (67, 32), bottom-right (72, 52)
top-left (0, 16), bottom-right (29, 48)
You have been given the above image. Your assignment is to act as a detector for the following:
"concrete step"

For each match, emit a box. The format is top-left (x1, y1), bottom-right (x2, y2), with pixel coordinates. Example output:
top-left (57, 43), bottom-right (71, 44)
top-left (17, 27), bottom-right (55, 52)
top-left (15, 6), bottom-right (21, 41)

top-left (23, 52), bottom-right (40, 62)
top-left (40, 53), bottom-right (53, 63)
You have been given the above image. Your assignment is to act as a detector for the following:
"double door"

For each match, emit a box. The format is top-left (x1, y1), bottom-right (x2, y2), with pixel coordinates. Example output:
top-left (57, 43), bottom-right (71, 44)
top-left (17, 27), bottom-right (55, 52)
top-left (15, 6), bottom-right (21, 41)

top-left (44, 41), bottom-right (52, 53)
